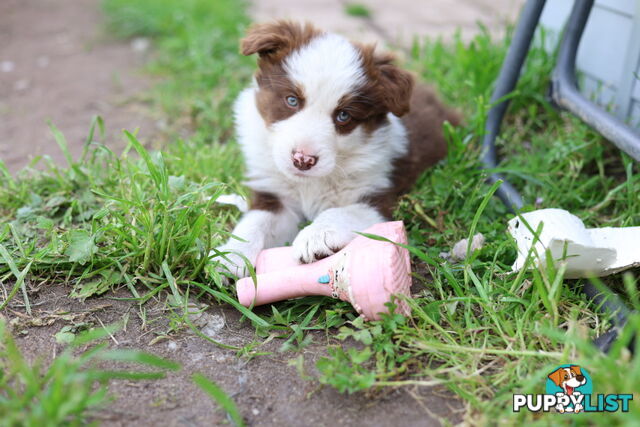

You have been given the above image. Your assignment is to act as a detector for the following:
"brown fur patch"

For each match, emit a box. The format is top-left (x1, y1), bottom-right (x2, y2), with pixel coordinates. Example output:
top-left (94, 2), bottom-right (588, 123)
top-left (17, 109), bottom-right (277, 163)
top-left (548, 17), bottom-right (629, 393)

top-left (362, 84), bottom-right (462, 218)
top-left (331, 44), bottom-right (414, 136)
top-left (241, 20), bottom-right (324, 62)
top-left (356, 44), bottom-right (414, 117)
top-left (333, 93), bottom-right (389, 135)
top-left (254, 61), bottom-right (305, 126)
top-left (241, 21), bottom-right (323, 126)
top-left (250, 191), bottom-right (282, 212)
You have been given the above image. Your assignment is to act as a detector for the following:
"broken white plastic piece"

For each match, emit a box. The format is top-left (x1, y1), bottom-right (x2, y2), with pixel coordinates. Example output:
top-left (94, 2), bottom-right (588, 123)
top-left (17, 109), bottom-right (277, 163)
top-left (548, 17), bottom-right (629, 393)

top-left (508, 208), bottom-right (640, 278)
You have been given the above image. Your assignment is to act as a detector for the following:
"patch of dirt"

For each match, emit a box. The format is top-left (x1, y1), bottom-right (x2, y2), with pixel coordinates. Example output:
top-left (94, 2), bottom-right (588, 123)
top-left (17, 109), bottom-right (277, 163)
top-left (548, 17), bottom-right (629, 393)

top-left (0, 0), bottom-right (157, 174)
top-left (8, 285), bottom-right (463, 426)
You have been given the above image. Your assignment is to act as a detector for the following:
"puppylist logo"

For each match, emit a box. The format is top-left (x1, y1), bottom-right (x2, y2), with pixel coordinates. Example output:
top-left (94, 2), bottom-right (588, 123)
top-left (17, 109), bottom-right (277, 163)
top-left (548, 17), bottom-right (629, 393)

top-left (513, 364), bottom-right (633, 414)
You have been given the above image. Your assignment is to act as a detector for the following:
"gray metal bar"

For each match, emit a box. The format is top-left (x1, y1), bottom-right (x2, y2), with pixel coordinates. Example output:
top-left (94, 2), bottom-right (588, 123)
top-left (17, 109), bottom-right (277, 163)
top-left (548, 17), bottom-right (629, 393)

top-left (551, 0), bottom-right (640, 161)
top-left (481, 0), bottom-right (547, 211)
top-left (583, 280), bottom-right (633, 353)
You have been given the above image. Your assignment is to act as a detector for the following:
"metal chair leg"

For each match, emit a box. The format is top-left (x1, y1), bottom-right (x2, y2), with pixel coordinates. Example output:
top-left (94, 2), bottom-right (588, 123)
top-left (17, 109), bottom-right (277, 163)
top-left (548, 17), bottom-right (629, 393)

top-left (583, 280), bottom-right (634, 353)
top-left (481, 0), bottom-right (547, 211)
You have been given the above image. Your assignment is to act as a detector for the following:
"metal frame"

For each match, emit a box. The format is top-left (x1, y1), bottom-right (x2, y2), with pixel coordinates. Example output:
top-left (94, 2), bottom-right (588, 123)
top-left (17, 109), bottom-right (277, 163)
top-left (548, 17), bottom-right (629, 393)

top-left (482, 0), bottom-right (639, 352)
top-left (551, 0), bottom-right (640, 159)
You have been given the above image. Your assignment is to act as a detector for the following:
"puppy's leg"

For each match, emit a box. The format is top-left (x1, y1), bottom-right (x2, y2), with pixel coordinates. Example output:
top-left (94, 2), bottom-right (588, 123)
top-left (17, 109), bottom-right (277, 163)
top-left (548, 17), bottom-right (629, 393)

top-left (214, 208), bottom-right (299, 278)
top-left (293, 203), bottom-right (384, 263)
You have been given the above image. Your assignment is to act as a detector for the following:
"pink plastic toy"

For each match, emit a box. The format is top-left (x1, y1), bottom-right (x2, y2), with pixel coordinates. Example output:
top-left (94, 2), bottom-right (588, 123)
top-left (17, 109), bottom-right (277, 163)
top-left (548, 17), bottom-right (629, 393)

top-left (236, 221), bottom-right (412, 320)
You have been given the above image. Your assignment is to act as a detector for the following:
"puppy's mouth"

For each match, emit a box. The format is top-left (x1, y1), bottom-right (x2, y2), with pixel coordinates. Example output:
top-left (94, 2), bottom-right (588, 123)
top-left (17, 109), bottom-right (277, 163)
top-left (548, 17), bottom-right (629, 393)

top-left (566, 385), bottom-right (574, 395)
top-left (283, 169), bottom-right (311, 180)
top-left (282, 166), bottom-right (330, 180)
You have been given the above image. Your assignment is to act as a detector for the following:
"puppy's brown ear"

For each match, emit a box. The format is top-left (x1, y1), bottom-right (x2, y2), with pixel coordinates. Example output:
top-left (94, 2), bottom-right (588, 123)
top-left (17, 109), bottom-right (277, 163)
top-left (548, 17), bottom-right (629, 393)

top-left (240, 20), bottom-right (322, 60)
top-left (359, 46), bottom-right (414, 117)
top-left (548, 369), bottom-right (564, 387)
top-left (571, 366), bottom-right (582, 376)
top-left (376, 54), bottom-right (414, 116)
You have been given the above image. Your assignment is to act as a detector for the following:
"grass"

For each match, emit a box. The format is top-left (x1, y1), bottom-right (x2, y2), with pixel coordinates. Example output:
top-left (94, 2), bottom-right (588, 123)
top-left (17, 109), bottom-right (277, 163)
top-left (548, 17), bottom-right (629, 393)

top-left (0, 0), bottom-right (638, 425)
top-left (0, 320), bottom-right (180, 426)
top-left (344, 3), bottom-right (372, 18)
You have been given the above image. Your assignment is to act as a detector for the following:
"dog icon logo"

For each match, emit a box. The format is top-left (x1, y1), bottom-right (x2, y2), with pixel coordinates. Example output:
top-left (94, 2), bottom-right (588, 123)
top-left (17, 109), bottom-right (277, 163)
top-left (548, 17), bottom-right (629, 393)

top-left (546, 365), bottom-right (588, 413)
top-left (514, 363), bottom-right (632, 413)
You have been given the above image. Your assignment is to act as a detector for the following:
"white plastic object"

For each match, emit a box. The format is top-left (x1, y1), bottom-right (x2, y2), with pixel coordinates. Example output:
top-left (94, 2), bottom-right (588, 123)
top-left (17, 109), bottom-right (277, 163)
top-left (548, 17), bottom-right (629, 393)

top-left (508, 208), bottom-right (640, 278)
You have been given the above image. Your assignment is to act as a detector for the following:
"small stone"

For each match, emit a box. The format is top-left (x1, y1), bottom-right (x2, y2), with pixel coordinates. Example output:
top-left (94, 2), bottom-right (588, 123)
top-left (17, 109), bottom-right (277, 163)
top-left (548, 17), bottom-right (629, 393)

top-left (201, 314), bottom-right (225, 338)
top-left (131, 37), bottom-right (150, 53)
top-left (1, 61), bottom-right (14, 72)
top-left (167, 341), bottom-right (178, 351)
top-left (252, 408), bottom-right (260, 416)
top-left (187, 302), bottom-right (209, 327)
top-left (450, 233), bottom-right (485, 261)
top-left (213, 353), bottom-right (230, 363)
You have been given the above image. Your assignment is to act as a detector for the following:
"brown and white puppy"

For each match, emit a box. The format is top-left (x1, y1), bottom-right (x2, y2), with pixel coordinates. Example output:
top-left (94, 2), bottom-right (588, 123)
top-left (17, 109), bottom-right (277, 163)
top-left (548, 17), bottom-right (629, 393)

top-left (548, 366), bottom-right (587, 413)
top-left (215, 21), bottom-right (460, 276)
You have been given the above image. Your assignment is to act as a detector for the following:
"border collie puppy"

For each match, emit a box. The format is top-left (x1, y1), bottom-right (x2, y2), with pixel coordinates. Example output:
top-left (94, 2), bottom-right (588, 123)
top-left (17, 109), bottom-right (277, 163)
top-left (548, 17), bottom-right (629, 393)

top-left (215, 21), bottom-right (460, 277)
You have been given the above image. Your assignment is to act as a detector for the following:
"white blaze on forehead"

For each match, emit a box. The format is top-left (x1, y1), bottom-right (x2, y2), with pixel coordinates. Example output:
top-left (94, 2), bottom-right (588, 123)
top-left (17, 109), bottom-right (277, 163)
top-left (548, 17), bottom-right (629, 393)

top-left (283, 34), bottom-right (365, 110)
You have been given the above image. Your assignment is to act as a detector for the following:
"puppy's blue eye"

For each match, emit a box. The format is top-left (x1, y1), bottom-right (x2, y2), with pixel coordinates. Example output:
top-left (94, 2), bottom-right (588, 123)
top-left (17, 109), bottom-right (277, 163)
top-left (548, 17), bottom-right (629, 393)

top-left (286, 96), bottom-right (299, 107)
top-left (336, 110), bottom-right (351, 123)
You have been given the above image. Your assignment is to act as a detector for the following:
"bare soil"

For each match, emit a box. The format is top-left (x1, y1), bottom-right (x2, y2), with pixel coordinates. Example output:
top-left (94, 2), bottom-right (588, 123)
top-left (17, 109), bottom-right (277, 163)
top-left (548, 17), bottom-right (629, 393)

top-left (0, 1), bottom-right (464, 425)
top-left (8, 285), bottom-right (463, 426)
top-left (0, 0), bottom-right (156, 173)
top-left (250, 0), bottom-right (523, 47)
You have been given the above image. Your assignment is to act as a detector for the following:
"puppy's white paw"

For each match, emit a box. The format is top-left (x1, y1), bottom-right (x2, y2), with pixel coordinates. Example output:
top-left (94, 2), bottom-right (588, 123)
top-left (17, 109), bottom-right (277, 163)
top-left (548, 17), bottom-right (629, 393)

top-left (292, 224), bottom-right (353, 263)
top-left (210, 242), bottom-right (259, 282)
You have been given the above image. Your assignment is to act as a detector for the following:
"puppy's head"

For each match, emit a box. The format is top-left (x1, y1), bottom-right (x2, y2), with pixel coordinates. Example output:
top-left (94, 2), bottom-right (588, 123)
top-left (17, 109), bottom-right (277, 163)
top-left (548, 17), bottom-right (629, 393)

top-left (548, 366), bottom-right (586, 389)
top-left (241, 21), bottom-right (413, 180)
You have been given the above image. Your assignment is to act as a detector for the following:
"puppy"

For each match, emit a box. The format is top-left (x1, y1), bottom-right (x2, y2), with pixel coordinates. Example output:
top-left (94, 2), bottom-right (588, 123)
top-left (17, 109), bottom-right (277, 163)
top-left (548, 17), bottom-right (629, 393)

top-left (548, 366), bottom-right (587, 413)
top-left (215, 21), bottom-right (460, 277)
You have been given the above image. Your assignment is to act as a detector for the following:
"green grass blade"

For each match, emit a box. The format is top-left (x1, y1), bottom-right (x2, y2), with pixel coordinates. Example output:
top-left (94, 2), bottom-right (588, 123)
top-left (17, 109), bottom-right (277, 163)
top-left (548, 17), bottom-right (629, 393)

top-left (47, 121), bottom-right (74, 167)
top-left (0, 244), bottom-right (32, 314)
top-left (190, 282), bottom-right (269, 328)
top-left (97, 349), bottom-right (181, 371)
top-left (192, 373), bottom-right (245, 427)
top-left (465, 179), bottom-right (501, 259)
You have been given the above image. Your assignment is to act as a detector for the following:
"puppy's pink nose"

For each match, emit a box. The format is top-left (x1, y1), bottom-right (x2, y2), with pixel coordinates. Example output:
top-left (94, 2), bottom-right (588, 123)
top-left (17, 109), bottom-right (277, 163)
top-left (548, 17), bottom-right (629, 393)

top-left (292, 150), bottom-right (318, 171)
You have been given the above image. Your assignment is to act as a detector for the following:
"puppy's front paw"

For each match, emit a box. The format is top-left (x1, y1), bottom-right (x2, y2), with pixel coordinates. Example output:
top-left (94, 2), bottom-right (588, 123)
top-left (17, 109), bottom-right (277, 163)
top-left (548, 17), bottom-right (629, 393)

top-left (292, 224), bottom-right (353, 263)
top-left (210, 242), bottom-right (259, 282)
